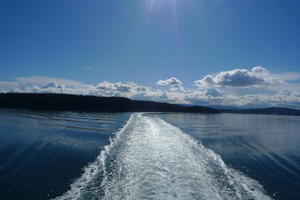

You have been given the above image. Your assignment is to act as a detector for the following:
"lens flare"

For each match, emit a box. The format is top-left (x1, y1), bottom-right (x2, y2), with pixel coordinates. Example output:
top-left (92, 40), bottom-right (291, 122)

top-left (146, 0), bottom-right (181, 43)
top-left (147, 0), bottom-right (179, 17)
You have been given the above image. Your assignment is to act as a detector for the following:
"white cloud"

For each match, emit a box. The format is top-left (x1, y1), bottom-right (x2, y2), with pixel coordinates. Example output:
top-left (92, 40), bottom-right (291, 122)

top-left (95, 81), bottom-right (152, 98)
top-left (16, 76), bottom-right (87, 89)
top-left (195, 66), bottom-right (281, 88)
top-left (203, 88), bottom-right (223, 97)
top-left (42, 82), bottom-right (65, 89)
top-left (273, 72), bottom-right (300, 81)
top-left (96, 81), bottom-right (131, 92)
top-left (156, 77), bottom-right (184, 91)
top-left (0, 81), bottom-right (19, 91)
top-left (1, 67), bottom-right (300, 109)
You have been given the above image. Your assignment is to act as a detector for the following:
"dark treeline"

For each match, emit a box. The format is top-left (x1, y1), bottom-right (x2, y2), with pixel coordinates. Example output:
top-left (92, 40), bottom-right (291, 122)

top-left (0, 93), bottom-right (219, 113)
top-left (1, 93), bottom-right (300, 116)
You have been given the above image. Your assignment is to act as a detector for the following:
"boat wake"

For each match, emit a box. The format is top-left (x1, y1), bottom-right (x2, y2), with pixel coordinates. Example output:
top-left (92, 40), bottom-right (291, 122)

top-left (53, 113), bottom-right (272, 200)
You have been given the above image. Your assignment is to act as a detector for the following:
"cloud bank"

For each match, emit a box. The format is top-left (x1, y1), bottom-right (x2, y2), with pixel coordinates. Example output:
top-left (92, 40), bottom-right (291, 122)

top-left (1, 66), bottom-right (300, 109)
top-left (195, 66), bottom-right (281, 88)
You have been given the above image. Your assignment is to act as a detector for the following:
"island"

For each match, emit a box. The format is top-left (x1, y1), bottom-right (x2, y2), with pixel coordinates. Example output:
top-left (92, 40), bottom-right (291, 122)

top-left (0, 93), bottom-right (300, 116)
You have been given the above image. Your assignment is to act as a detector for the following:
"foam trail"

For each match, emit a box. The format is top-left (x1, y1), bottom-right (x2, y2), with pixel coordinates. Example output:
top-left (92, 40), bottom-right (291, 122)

top-left (54, 113), bottom-right (272, 200)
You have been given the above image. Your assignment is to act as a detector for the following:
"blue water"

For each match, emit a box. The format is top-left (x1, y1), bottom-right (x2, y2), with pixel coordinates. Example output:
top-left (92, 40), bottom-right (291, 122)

top-left (0, 110), bottom-right (299, 200)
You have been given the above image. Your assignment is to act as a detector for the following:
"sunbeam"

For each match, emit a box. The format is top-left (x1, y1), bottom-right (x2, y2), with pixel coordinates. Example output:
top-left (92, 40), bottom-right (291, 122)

top-left (146, 0), bottom-right (182, 43)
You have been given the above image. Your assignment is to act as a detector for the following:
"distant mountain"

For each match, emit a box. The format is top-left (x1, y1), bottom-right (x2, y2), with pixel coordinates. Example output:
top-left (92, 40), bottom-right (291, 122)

top-left (222, 107), bottom-right (300, 116)
top-left (1, 93), bottom-right (299, 116)
top-left (0, 93), bottom-right (219, 113)
top-left (210, 105), bottom-right (240, 110)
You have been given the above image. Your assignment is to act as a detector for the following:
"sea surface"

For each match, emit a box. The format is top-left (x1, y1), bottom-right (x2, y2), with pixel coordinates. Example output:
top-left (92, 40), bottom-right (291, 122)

top-left (0, 109), bottom-right (299, 200)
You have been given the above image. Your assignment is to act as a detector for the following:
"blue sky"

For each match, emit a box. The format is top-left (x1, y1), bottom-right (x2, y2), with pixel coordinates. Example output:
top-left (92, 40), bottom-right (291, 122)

top-left (1, 0), bottom-right (300, 108)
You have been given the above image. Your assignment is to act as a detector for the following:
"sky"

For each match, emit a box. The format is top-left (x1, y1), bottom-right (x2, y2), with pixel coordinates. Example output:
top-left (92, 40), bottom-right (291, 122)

top-left (1, 0), bottom-right (300, 108)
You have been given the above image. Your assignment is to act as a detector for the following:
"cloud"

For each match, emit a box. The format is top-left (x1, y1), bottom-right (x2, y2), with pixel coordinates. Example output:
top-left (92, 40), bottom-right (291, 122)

top-left (16, 76), bottom-right (87, 89)
top-left (95, 81), bottom-right (151, 98)
top-left (156, 77), bottom-right (184, 91)
top-left (1, 66), bottom-right (300, 109)
top-left (96, 81), bottom-right (132, 92)
top-left (42, 82), bottom-right (65, 89)
top-left (0, 81), bottom-right (19, 91)
top-left (203, 88), bottom-right (223, 97)
top-left (273, 72), bottom-right (300, 81)
top-left (195, 66), bottom-right (281, 88)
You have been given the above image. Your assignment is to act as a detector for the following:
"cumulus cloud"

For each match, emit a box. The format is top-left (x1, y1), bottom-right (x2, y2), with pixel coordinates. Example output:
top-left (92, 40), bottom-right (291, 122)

top-left (203, 88), bottom-right (223, 97)
top-left (42, 82), bottom-right (65, 89)
top-left (195, 66), bottom-right (281, 88)
top-left (96, 81), bottom-right (131, 92)
top-left (156, 77), bottom-right (184, 91)
top-left (1, 67), bottom-right (300, 109)
top-left (273, 72), bottom-right (300, 81)
top-left (95, 81), bottom-right (151, 98)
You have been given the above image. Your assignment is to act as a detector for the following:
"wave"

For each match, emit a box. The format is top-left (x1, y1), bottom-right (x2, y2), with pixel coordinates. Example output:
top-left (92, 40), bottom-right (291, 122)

top-left (53, 113), bottom-right (272, 200)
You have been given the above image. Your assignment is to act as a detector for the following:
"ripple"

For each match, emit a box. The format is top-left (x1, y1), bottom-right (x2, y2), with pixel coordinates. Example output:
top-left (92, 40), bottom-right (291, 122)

top-left (54, 113), bottom-right (272, 200)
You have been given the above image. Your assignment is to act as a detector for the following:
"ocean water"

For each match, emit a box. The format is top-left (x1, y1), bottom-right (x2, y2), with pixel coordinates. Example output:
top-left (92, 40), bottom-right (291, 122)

top-left (0, 110), bottom-right (299, 200)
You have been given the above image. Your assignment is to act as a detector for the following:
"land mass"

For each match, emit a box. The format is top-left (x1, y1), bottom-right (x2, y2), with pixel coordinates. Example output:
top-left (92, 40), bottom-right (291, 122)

top-left (221, 107), bottom-right (300, 116)
top-left (0, 93), bottom-right (219, 113)
top-left (0, 93), bottom-right (300, 116)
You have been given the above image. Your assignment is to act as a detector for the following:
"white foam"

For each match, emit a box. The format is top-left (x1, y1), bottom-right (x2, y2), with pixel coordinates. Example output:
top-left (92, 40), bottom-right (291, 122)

top-left (54, 113), bottom-right (272, 200)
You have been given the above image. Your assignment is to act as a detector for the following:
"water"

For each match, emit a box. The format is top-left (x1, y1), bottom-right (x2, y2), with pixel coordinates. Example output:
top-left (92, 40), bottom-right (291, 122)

top-left (0, 110), bottom-right (299, 200)
top-left (0, 109), bottom-right (130, 199)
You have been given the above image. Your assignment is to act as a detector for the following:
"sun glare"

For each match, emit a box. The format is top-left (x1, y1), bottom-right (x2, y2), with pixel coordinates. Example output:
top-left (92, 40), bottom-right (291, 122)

top-left (147, 0), bottom-right (179, 14)
top-left (147, 0), bottom-right (180, 34)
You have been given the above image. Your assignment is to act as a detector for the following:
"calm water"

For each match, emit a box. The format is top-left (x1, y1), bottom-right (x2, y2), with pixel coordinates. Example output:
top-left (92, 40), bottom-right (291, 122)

top-left (0, 110), bottom-right (299, 200)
